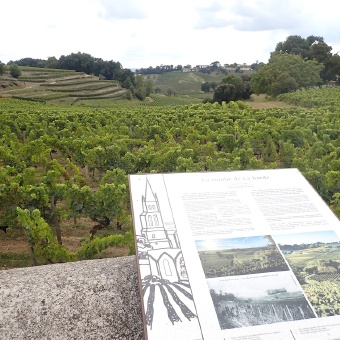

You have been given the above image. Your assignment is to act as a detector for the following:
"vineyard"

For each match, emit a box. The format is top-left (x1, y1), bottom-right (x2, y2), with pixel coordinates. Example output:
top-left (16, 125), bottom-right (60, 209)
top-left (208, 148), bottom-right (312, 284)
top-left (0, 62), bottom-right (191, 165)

top-left (210, 289), bottom-right (315, 329)
top-left (1, 85), bottom-right (340, 269)
top-left (303, 281), bottom-right (340, 317)
top-left (199, 247), bottom-right (289, 278)
top-left (312, 273), bottom-right (340, 282)
top-left (278, 86), bottom-right (340, 108)
top-left (280, 242), bottom-right (340, 317)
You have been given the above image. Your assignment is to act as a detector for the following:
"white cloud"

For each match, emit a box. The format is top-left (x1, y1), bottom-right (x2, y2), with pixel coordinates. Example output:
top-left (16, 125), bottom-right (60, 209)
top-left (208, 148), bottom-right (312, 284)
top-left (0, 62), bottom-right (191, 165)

top-left (1, 0), bottom-right (340, 68)
top-left (195, 0), bottom-right (305, 31)
top-left (97, 0), bottom-right (147, 20)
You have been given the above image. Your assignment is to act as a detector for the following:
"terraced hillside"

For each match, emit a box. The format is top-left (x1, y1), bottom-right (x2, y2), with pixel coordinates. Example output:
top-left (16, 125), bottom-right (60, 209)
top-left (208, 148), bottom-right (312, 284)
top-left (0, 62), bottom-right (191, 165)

top-left (0, 67), bottom-right (127, 104)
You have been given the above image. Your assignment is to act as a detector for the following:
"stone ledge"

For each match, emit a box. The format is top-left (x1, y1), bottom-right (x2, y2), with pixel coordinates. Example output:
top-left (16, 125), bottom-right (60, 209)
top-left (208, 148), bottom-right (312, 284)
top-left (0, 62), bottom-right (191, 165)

top-left (0, 256), bottom-right (144, 340)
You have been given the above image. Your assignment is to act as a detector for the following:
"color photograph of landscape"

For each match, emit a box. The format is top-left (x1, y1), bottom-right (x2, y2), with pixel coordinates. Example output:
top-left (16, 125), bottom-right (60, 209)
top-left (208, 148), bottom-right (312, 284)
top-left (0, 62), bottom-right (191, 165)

top-left (196, 235), bottom-right (289, 278)
top-left (274, 230), bottom-right (340, 317)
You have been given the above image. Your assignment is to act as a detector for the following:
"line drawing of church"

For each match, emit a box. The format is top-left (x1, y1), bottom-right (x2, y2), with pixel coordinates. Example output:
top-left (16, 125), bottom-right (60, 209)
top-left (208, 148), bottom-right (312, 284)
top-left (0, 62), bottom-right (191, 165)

top-left (134, 177), bottom-right (203, 338)
top-left (137, 178), bottom-right (188, 282)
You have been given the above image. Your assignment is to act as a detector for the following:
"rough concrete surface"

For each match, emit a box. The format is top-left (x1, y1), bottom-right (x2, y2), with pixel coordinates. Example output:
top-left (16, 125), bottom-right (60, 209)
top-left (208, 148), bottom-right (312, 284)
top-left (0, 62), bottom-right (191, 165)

top-left (0, 256), bottom-right (144, 340)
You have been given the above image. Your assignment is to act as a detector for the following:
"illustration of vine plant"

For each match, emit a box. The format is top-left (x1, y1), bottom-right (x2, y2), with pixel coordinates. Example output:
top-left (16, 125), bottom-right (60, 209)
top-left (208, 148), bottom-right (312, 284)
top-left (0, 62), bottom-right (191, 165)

top-left (142, 275), bottom-right (197, 328)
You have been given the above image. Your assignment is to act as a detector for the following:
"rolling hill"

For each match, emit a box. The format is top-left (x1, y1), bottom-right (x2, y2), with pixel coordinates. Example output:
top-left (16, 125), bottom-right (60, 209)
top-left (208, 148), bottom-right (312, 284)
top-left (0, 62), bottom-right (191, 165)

top-left (0, 66), bottom-right (127, 105)
top-left (1, 66), bottom-right (284, 108)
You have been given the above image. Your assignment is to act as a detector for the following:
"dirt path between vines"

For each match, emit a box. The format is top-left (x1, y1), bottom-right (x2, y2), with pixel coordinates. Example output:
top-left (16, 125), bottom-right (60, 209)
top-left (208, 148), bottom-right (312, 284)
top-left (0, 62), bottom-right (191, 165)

top-left (0, 222), bottom-right (130, 270)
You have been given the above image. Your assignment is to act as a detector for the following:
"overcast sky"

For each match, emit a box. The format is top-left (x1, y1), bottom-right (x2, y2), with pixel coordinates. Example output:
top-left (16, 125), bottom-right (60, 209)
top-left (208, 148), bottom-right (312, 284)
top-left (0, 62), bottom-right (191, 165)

top-left (2, 0), bottom-right (340, 69)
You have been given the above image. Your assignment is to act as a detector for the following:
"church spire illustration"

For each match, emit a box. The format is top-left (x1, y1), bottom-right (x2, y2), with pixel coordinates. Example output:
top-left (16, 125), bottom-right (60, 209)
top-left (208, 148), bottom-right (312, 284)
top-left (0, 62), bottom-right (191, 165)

top-left (135, 177), bottom-right (202, 337)
top-left (139, 179), bottom-right (180, 250)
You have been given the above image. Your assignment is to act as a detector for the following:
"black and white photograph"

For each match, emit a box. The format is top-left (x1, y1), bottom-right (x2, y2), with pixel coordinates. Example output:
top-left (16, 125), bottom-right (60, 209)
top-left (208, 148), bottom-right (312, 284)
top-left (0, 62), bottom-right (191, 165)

top-left (208, 272), bottom-right (316, 330)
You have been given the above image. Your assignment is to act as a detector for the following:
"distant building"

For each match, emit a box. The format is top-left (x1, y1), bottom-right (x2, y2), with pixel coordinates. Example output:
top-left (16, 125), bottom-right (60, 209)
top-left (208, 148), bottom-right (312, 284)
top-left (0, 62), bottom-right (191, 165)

top-left (193, 65), bottom-right (209, 71)
top-left (182, 67), bottom-right (191, 72)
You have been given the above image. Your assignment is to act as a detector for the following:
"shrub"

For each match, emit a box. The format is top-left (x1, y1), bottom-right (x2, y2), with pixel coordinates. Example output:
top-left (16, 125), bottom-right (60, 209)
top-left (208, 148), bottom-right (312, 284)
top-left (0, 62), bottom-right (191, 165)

top-left (9, 64), bottom-right (21, 78)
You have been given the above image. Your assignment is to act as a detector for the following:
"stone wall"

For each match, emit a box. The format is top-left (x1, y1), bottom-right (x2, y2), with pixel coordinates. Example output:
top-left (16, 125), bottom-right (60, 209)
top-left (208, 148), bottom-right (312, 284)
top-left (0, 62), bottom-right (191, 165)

top-left (0, 256), bottom-right (144, 339)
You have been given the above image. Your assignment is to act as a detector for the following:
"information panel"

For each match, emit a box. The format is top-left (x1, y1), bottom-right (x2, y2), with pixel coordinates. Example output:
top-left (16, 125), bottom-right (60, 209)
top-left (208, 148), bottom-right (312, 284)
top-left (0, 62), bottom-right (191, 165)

top-left (129, 169), bottom-right (340, 340)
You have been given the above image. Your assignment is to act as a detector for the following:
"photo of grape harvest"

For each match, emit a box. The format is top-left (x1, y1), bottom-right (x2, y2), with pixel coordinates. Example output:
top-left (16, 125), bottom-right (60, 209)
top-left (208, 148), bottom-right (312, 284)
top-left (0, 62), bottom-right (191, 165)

top-left (275, 230), bottom-right (340, 317)
top-left (196, 235), bottom-right (289, 278)
top-left (208, 272), bottom-right (315, 329)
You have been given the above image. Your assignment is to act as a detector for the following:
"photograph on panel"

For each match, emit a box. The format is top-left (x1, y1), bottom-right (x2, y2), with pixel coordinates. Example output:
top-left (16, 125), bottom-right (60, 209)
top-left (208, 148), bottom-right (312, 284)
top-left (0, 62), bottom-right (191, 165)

top-left (196, 235), bottom-right (289, 278)
top-left (207, 272), bottom-right (316, 330)
top-left (274, 230), bottom-right (340, 317)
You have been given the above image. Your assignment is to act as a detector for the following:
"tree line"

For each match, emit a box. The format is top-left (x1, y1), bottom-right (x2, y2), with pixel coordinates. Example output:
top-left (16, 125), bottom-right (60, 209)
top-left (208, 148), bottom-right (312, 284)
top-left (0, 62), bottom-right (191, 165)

top-left (202, 35), bottom-right (340, 102)
top-left (136, 64), bottom-right (183, 74)
top-left (136, 61), bottom-right (229, 75)
top-left (6, 52), bottom-right (136, 90)
top-left (251, 35), bottom-right (340, 96)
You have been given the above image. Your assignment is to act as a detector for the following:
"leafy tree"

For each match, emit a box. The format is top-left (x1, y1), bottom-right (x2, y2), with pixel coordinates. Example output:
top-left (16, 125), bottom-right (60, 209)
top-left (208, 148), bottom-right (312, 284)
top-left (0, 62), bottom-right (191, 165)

top-left (45, 56), bottom-right (58, 68)
top-left (250, 62), bottom-right (262, 71)
top-left (9, 64), bottom-right (21, 78)
top-left (325, 54), bottom-right (340, 83)
top-left (134, 86), bottom-right (147, 100)
top-left (221, 75), bottom-right (245, 97)
top-left (58, 52), bottom-right (94, 74)
top-left (251, 53), bottom-right (323, 96)
top-left (306, 35), bottom-right (325, 46)
top-left (242, 80), bottom-right (252, 99)
top-left (117, 68), bottom-right (135, 85)
top-left (133, 75), bottom-right (151, 100)
top-left (145, 79), bottom-right (154, 96)
top-left (275, 35), bottom-right (310, 58)
top-left (122, 76), bottom-right (133, 90)
top-left (273, 35), bottom-right (336, 82)
top-left (0, 61), bottom-right (5, 76)
top-left (201, 82), bottom-right (218, 93)
top-left (211, 81), bottom-right (218, 90)
top-left (210, 61), bottom-right (221, 72)
top-left (201, 82), bottom-right (211, 92)
top-left (212, 74), bottom-right (252, 103)
top-left (213, 83), bottom-right (236, 103)
top-left (9, 57), bottom-right (45, 68)
top-left (310, 43), bottom-right (332, 64)
top-left (270, 72), bottom-right (299, 96)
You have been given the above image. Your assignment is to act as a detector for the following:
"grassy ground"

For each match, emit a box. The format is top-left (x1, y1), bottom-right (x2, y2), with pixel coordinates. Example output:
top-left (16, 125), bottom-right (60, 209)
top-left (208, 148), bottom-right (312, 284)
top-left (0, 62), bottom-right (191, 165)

top-left (247, 94), bottom-right (294, 109)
